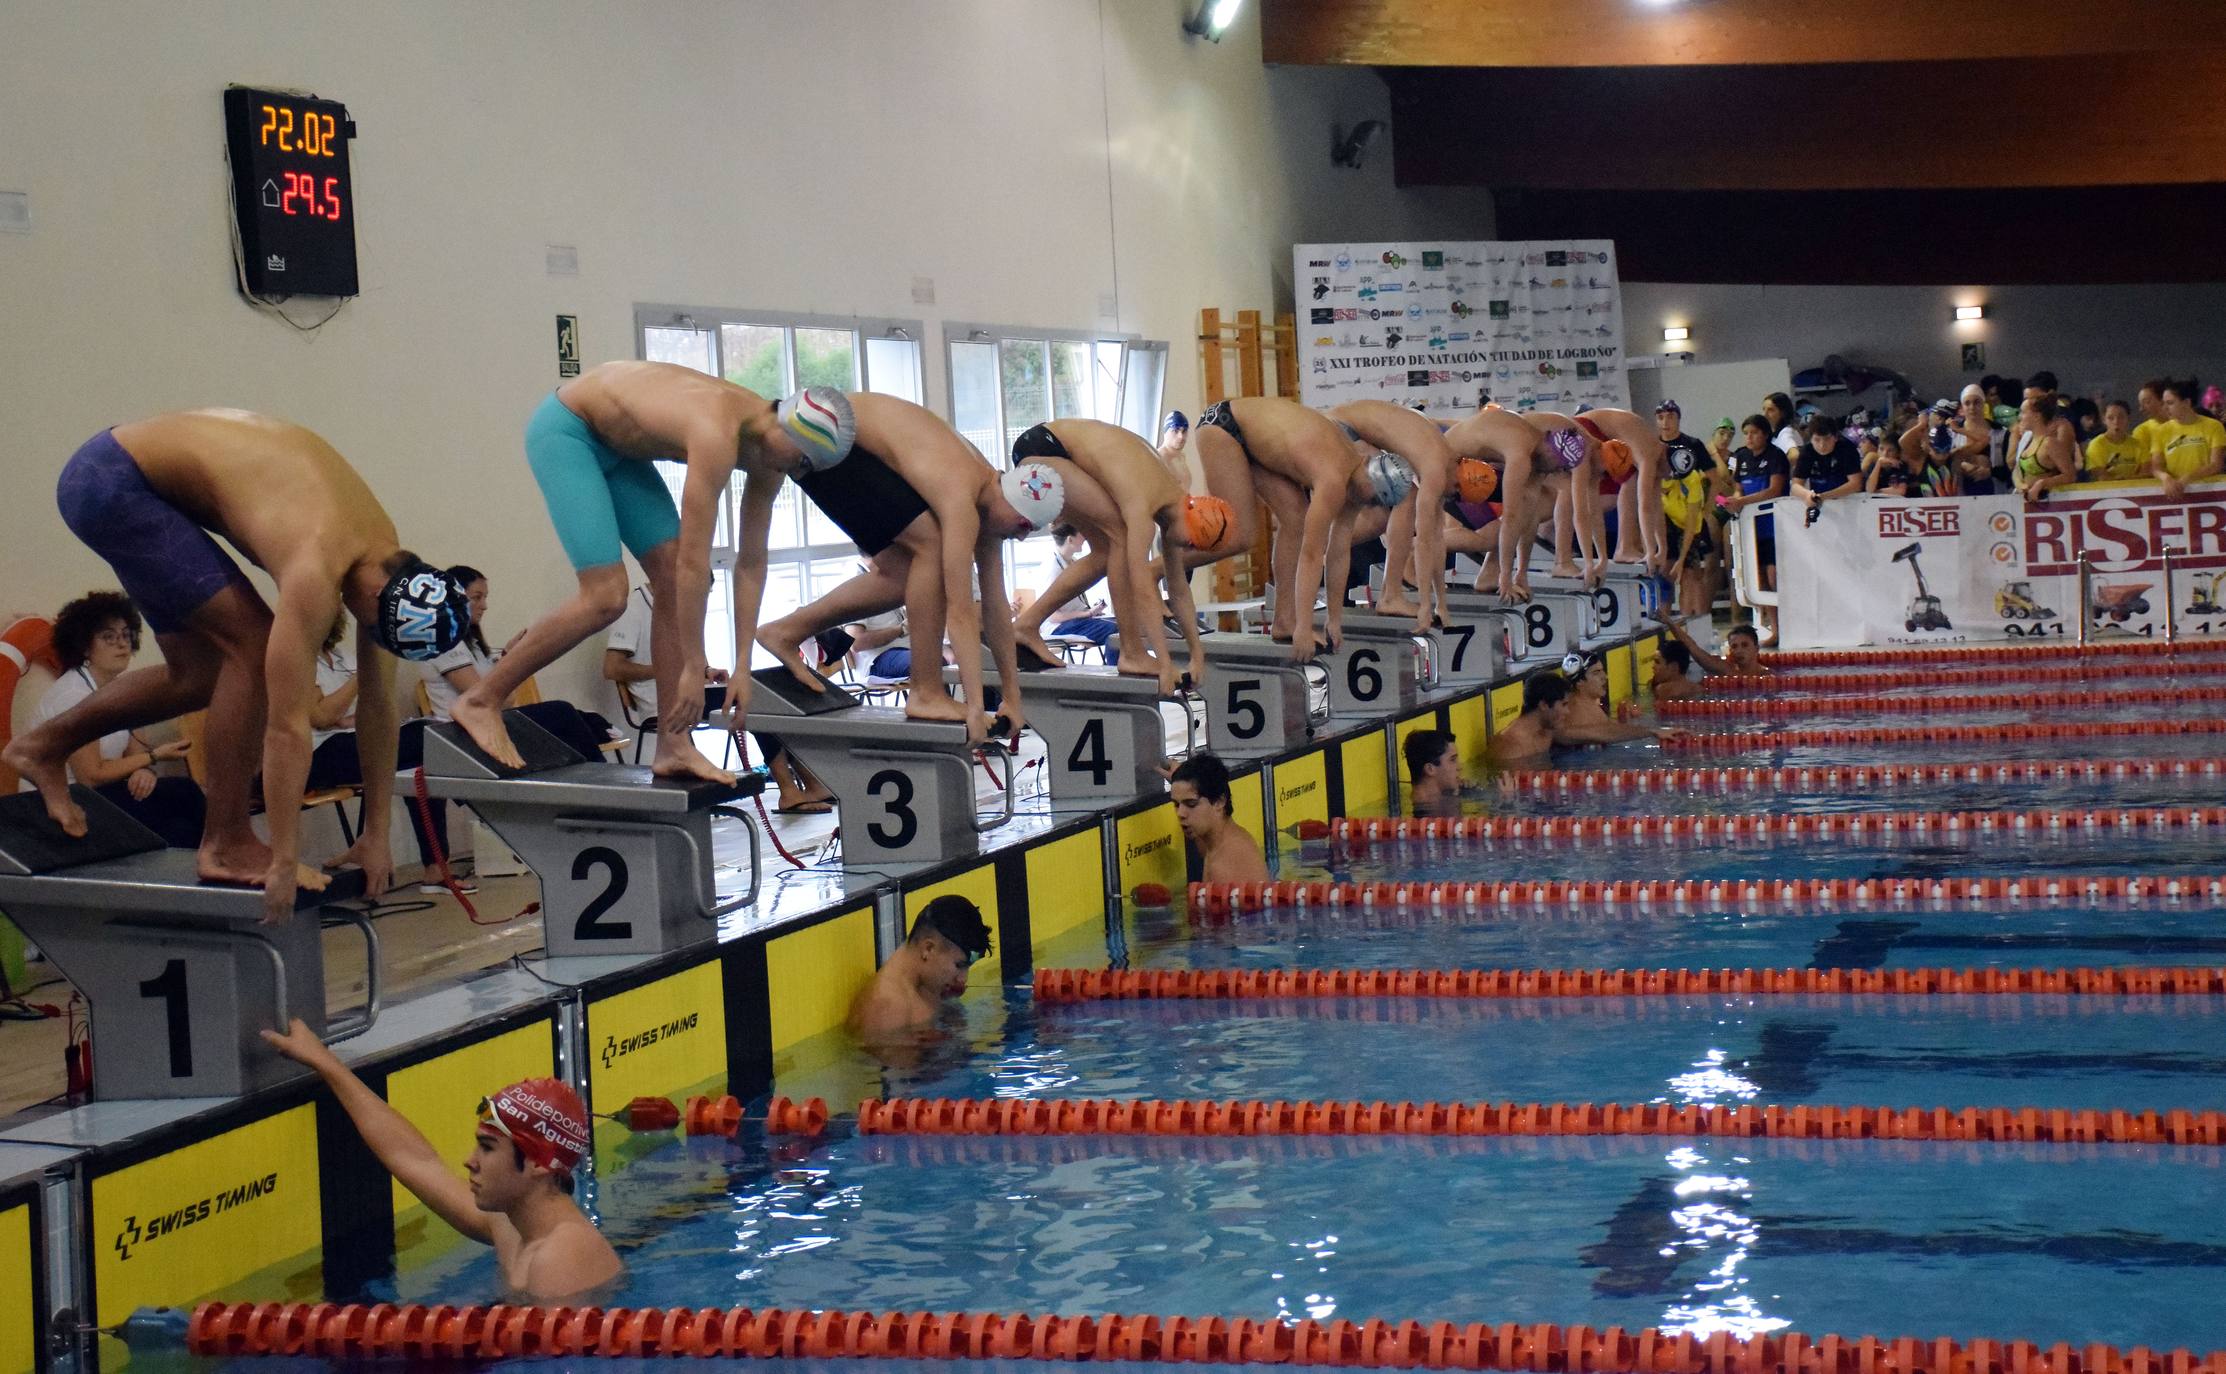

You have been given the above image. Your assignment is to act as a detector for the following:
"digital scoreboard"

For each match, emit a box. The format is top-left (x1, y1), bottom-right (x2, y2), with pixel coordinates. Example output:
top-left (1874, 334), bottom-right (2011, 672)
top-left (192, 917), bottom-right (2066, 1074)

top-left (223, 86), bottom-right (358, 297)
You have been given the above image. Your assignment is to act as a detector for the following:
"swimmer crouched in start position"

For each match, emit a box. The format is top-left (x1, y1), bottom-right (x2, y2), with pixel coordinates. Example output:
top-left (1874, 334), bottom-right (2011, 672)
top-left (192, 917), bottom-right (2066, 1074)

top-left (262, 1019), bottom-right (621, 1301)
top-left (5, 411), bottom-right (472, 922)
top-left (848, 895), bottom-right (994, 1047)
top-left (1169, 752), bottom-right (1269, 883)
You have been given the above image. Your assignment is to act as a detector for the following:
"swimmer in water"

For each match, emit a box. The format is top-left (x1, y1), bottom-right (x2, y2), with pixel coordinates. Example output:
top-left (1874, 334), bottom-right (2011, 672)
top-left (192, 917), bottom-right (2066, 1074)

top-left (1402, 727), bottom-right (1463, 817)
top-left (1490, 672), bottom-right (1576, 767)
top-left (1648, 639), bottom-right (1706, 702)
top-left (848, 895), bottom-right (993, 1046)
top-left (1664, 617), bottom-right (1770, 677)
top-left (261, 1019), bottom-right (620, 1301)
top-left (1556, 651), bottom-right (1681, 745)
top-left (1170, 751), bottom-right (1270, 883)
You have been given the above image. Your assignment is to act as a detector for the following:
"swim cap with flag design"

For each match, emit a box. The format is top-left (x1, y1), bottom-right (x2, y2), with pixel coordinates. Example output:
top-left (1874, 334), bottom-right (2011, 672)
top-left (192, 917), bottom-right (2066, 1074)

top-left (374, 559), bottom-right (470, 663)
top-left (1181, 493), bottom-right (1233, 550)
top-left (1001, 462), bottom-right (1066, 530)
top-left (1361, 450), bottom-right (1419, 508)
top-left (1455, 458), bottom-right (1498, 504)
top-left (774, 387), bottom-right (857, 474)
top-left (479, 1077), bottom-right (589, 1176)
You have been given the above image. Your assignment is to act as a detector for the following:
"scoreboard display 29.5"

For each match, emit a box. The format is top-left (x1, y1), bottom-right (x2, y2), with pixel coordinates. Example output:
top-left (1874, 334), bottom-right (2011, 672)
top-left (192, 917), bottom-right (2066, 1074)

top-left (223, 86), bottom-right (358, 297)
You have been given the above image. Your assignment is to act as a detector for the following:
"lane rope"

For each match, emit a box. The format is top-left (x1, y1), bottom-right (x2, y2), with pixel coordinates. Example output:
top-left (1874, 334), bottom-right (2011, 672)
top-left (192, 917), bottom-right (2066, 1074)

top-left (1329, 804), bottom-right (2226, 846)
top-left (851, 1095), bottom-right (2226, 1146)
top-left (179, 1299), bottom-right (2226, 1370)
top-left (1035, 965), bottom-right (2226, 1003)
top-left (1707, 659), bottom-right (2226, 693)
top-left (1760, 638), bottom-right (2226, 668)
top-left (1664, 718), bottom-right (2226, 751)
top-left (1187, 873), bottom-right (2226, 913)
top-left (1499, 756), bottom-right (2226, 795)
top-left (1660, 684), bottom-right (2226, 720)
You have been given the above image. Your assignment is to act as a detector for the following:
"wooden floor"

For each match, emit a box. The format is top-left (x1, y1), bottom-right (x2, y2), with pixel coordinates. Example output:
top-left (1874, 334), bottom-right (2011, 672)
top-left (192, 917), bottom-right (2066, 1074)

top-left (0, 873), bottom-right (547, 1119)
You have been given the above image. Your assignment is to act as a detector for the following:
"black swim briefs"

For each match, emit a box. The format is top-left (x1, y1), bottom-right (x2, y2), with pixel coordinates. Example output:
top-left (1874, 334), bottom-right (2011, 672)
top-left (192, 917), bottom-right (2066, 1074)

top-left (792, 442), bottom-right (932, 557)
top-left (1198, 400), bottom-right (1249, 454)
top-left (1011, 423), bottom-right (1069, 463)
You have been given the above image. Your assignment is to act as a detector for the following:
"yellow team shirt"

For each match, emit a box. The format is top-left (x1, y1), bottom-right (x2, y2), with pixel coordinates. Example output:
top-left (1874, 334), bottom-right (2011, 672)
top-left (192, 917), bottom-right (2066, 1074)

top-left (2083, 432), bottom-right (2148, 482)
top-left (2154, 416), bottom-right (2226, 481)
top-left (2132, 417), bottom-right (2164, 455)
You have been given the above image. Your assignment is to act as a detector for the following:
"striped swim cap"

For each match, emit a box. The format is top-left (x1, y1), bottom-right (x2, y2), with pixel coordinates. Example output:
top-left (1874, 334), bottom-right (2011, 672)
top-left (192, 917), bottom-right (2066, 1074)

top-left (775, 387), bottom-right (857, 474)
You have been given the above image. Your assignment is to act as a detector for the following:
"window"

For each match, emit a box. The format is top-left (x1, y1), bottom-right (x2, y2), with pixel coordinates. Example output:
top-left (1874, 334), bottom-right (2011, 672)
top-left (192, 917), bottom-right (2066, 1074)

top-left (634, 305), bottom-right (924, 668)
top-left (943, 323), bottom-right (1169, 618)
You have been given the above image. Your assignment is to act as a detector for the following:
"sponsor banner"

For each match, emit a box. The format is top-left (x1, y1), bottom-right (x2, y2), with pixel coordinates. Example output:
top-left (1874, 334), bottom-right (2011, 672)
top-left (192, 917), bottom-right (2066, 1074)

top-left (766, 906), bottom-right (879, 1054)
top-left (1779, 481), bottom-right (2226, 648)
top-left (587, 961), bottom-right (726, 1121)
top-left (1450, 693), bottom-right (1491, 766)
top-left (1295, 240), bottom-right (1626, 420)
top-left (1025, 830), bottom-right (1107, 954)
top-left (1115, 804), bottom-right (1185, 896)
top-left (386, 1019), bottom-right (555, 1258)
top-left (1272, 749), bottom-right (1330, 839)
top-left (2, 1199), bottom-right (31, 1374)
top-left (1339, 732), bottom-right (1391, 816)
top-left (92, 1107), bottom-right (320, 1338)
top-left (1231, 770), bottom-right (1266, 847)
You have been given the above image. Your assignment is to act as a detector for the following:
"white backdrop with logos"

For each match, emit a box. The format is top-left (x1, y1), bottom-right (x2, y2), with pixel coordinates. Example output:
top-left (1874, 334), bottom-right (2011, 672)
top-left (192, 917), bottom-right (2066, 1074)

top-left (1294, 240), bottom-right (1627, 422)
top-left (1776, 480), bottom-right (2226, 648)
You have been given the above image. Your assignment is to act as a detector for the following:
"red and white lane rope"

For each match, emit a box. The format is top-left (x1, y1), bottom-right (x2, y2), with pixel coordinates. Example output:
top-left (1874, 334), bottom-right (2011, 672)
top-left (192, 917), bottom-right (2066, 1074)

top-left (1760, 637), bottom-right (2226, 668)
top-left (1036, 965), bottom-right (2226, 1003)
top-left (1706, 658), bottom-right (2226, 693)
top-left (1663, 718), bottom-right (2226, 751)
top-left (1499, 756), bottom-right (2226, 795)
top-left (1330, 803), bottom-right (2226, 846)
top-left (1660, 684), bottom-right (2226, 720)
top-left (1187, 872), bottom-right (2226, 914)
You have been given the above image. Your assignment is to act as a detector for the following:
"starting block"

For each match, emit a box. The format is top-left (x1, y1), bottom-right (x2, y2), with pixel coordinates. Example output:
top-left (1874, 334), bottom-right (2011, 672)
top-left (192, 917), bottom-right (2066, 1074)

top-left (1430, 602), bottom-right (1514, 684)
top-left (1443, 593), bottom-right (1554, 670)
top-left (1318, 611), bottom-right (1433, 717)
top-left (1198, 634), bottom-right (1317, 757)
top-left (1476, 584), bottom-right (1594, 659)
top-left (746, 667), bottom-right (1013, 866)
top-left (416, 711), bottom-right (763, 958)
top-left (1528, 569), bottom-right (1653, 641)
top-left (949, 654), bottom-right (1171, 805)
top-left (0, 790), bottom-right (378, 1099)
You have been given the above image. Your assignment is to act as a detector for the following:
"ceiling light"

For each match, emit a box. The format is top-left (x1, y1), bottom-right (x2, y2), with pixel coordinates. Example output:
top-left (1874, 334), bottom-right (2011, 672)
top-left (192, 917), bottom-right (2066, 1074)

top-left (1955, 305), bottom-right (1987, 321)
top-left (1184, 0), bottom-right (1244, 41)
top-left (1662, 326), bottom-right (1690, 342)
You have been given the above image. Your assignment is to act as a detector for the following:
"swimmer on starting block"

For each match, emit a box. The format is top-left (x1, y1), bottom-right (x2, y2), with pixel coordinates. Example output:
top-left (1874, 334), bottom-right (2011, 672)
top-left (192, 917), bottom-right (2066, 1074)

top-left (1490, 673), bottom-right (1576, 767)
top-left (1440, 405), bottom-right (1549, 600)
top-left (1664, 618), bottom-right (1769, 678)
top-left (4, 411), bottom-right (471, 922)
top-left (1523, 410), bottom-right (1628, 588)
top-left (262, 1019), bottom-right (621, 1300)
top-left (759, 394), bottom-right (1100, 741)
top-left (1006, 418), bottom-right (1231, 693)
top-left (848, 894), bottom-right (993, 1048)
top-left (1191, 397), bottom-right (1418, 660)
top-left (1402, 728), bottom-right (1463, 817)
top-left (1555, 409), bottom-right (1668, 572)
top-left (1170, 751), bottom-right (1269, 883)
top-left (450, 361), bottom-right (853, 778)
top-left (1332, 400), bottom-right (1495, 631)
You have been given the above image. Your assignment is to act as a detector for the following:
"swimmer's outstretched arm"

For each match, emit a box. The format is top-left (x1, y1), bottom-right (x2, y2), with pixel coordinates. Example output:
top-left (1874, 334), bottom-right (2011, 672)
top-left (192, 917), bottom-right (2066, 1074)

top-left (1662, 616), bottom-right (1733, 676)
top-left (262, 1018), bottom-right (494, 1244)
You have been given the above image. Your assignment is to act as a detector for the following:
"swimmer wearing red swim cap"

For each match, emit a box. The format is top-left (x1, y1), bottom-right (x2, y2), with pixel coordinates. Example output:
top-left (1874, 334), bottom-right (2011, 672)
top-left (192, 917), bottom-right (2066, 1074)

top-left (262, 1018), bottom-right (622, 1300)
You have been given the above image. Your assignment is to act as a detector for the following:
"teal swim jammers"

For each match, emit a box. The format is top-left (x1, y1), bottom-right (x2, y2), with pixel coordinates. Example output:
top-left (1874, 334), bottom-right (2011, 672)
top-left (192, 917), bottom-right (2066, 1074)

top-left (524, 392), bottom-right (683, 570)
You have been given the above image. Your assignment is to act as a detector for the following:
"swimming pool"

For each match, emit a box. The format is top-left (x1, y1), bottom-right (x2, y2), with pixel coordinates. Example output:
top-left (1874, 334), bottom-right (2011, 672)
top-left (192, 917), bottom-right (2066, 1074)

top-left (167, 649), bottom-right (2226, 1370)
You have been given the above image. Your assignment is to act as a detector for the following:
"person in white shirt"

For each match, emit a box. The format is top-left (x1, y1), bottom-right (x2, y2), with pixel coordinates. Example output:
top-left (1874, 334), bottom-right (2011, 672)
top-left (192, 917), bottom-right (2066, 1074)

top-left (26, 592), bottom-right (204, 847)
top-left (1034, 525), bottom-right (1119, 663)
top-left (305, 621), bottom-right (361, 790)
top-left (603, 583), bottom-right (826, 813)
top-left (1763, 392), bottom-right (1803, 455)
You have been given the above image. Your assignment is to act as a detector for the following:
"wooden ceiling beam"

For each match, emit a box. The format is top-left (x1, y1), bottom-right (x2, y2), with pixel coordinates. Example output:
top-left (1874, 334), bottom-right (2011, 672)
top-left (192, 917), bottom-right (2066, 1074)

top-left (1263, 0), bottom-right (2226, 69)
top-left (1387, 56), bottom-right (2226, 190)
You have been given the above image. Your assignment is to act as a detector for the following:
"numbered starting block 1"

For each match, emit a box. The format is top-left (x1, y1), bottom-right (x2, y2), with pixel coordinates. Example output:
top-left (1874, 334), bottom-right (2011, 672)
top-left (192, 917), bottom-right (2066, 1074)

top-left (416, 710), bottom-right (763, 958)
top-left (1198, 634), bottom-right (1317, 757)
top-left (0, 790), bottom-right (378, 1099)
top-left (1318, 612), bottom-right (1433, 717)
top-left (1527, 570), bottom-right (1654, 641)
top-left (949, 654), bottom-right (1170, 805)
top-left (745, 667), bottom-right (1013, 867)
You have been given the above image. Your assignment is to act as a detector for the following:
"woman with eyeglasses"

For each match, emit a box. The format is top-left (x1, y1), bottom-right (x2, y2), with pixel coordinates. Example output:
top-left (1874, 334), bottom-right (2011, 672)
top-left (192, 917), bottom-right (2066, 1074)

top-left (22, 592), bottom-right (207, 847)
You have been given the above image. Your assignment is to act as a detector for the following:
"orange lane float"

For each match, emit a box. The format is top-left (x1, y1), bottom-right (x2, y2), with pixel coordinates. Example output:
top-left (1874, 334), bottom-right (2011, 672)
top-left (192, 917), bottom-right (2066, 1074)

top-left (676, 1094), bottom-right (826, 1138)
top-left (1498, 756), bottom-right (2226, 795)
top-left (1183, 872), bottom-right (2226, 914)
top-left (1325, 804), bottom-right (2226, 848)
top-left (181, 1300), bottom-right (2226, 1371)
top-left (1034, 965), bottom-right (2226, 1004)
top-left (1760, 638), bottom-right (2226, 668)
top-left (1664, 718), bottom-right (2226, 751)
top-left (1660, 684), bottom-right (2226, 720)
top-left (848, 1094), bottom-right (2226, 1147)
top-left (1707, 658), bottom-right (2226, 693)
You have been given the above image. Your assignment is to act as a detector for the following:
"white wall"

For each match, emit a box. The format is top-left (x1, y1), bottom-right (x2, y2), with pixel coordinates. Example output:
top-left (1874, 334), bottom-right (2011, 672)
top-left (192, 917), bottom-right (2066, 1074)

top-left (1624, 281), bottom-right (2226, 411)
top-left (0, 0), bottom-right (1476, 703)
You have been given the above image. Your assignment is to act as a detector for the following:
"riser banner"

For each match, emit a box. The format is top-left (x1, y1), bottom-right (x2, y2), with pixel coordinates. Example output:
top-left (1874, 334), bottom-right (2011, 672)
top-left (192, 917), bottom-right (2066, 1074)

top-left (1778, 480), bottom-right (2226, 648)
top-left (1294, 240), bottom-right (1627, 421)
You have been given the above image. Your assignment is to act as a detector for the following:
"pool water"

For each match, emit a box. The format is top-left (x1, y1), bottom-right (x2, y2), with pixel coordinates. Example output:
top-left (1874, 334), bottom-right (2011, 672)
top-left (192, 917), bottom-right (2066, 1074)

top-left (241, 654), bottom-right (2226, 1367)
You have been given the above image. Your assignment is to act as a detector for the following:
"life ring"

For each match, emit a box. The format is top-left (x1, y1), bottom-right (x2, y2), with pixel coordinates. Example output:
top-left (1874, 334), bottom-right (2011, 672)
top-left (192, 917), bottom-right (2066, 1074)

top-left (0, 616), bottom-right (62, 787)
